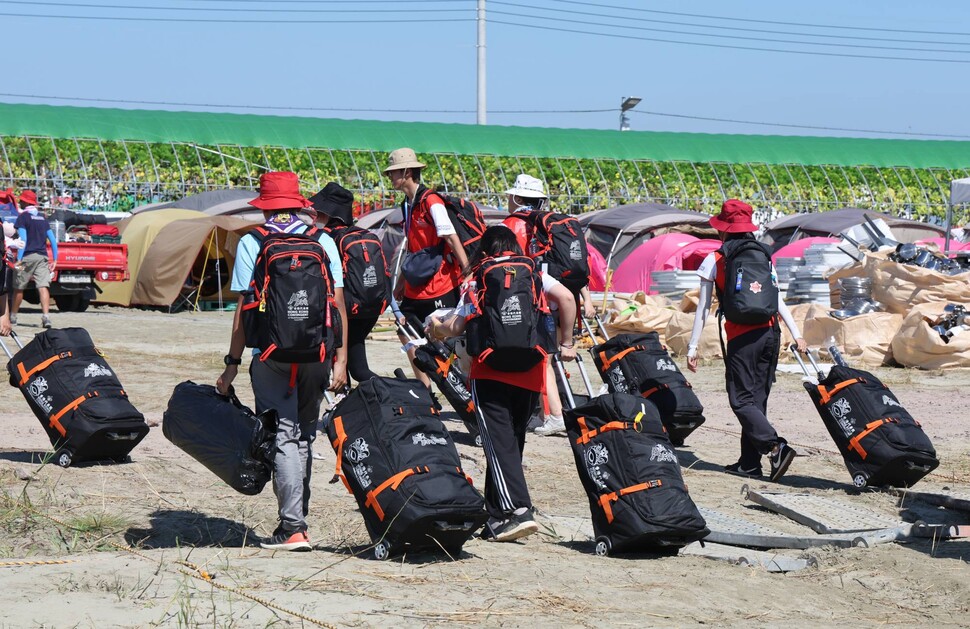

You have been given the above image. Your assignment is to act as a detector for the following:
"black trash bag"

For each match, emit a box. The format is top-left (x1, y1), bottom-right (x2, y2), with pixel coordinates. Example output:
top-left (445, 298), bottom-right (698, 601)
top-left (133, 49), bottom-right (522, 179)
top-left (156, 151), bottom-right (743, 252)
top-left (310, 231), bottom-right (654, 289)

top-left (162, 381), bottom-right (277, 495)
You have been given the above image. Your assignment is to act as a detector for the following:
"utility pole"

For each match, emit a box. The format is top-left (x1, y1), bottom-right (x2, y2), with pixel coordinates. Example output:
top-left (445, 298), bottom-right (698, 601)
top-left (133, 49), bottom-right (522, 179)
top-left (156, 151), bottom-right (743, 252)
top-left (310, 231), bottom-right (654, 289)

top-left (477, 0), bottom-right (486, 125)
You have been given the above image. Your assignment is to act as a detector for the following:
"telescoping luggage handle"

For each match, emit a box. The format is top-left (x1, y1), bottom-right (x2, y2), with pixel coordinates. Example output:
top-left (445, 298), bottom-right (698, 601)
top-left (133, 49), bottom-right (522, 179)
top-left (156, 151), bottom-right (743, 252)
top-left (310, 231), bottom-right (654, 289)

top-left (552, 352), bottom-right (595, 410)
top-left (581, 315), bottom-right (610, 342)
top-left (789, 343), bottom-right (825, 383)
top-left (0, 330), bottom-right (24, 360)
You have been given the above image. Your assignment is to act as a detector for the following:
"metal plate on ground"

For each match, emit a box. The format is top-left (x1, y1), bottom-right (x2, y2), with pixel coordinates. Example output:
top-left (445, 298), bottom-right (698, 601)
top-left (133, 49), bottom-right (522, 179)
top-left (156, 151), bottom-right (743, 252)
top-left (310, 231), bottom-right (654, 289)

top-left (888, 488), bottom-right (970, 514)
top-left (699, 507), bottom-right (876, 549)
top-left (681, 541), bottom-right (817, 573)
top-left (744, 489), bottom-right (905, 534)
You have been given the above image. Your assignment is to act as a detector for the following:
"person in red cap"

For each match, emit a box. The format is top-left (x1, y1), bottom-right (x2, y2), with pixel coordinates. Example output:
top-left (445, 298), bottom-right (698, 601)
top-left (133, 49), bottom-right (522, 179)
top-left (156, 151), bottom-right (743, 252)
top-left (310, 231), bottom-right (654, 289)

top-left (217, 171), bottom-right (348, 552)
top-left (686, 199), bottom-right (806, 483)
top-left (11, 190), bottom-right (57, 328)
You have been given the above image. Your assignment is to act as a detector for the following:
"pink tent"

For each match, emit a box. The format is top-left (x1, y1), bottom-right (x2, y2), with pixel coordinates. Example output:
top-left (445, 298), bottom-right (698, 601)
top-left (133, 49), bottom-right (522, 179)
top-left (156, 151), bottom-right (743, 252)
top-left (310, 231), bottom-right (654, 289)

top-left (771, 237), bottom-right (840, 263)
top-left (612, 233), bottom-right (721, 293)
top-left (587, 245), bottom-right (608, 291)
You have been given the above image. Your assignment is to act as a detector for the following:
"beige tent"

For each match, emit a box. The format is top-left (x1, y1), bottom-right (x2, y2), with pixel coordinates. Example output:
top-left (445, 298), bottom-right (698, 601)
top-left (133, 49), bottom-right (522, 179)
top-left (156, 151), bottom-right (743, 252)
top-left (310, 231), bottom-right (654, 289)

top-left (97, 209), bottom-right (262, 308)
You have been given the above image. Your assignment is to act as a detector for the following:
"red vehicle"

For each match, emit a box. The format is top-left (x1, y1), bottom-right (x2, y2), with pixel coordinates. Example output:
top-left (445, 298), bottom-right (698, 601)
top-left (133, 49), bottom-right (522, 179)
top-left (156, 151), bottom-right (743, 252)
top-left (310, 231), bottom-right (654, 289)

top-left (18, 241), bottom-right (129, 312)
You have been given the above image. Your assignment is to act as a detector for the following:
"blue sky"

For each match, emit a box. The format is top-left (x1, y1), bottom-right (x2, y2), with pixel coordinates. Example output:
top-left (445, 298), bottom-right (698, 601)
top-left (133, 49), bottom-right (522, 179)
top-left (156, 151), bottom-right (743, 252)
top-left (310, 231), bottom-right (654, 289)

top-left (3, 0), bottom-right (969, 139)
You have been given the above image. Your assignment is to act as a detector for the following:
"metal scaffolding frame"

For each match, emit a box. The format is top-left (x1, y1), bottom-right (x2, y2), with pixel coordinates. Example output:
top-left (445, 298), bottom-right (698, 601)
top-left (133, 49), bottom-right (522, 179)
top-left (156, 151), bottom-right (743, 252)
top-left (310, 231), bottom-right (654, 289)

top-left (0, 134), bottom-right (958, 221)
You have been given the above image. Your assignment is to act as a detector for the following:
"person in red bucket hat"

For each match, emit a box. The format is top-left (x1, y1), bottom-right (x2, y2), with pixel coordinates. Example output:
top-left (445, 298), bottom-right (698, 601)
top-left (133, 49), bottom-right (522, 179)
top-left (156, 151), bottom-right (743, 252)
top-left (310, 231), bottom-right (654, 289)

top-left (11, 189), bottom-right (58, 329)
top-left (686, 199), bottom-right (807, 483)
top-left (217, 171), bottom-right (348, 552)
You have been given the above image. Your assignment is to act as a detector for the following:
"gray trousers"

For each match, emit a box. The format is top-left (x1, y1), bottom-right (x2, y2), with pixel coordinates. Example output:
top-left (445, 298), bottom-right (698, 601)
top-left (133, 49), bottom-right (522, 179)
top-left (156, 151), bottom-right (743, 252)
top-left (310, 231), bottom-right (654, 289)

top-left (250, 359), bottom-right (328, 533)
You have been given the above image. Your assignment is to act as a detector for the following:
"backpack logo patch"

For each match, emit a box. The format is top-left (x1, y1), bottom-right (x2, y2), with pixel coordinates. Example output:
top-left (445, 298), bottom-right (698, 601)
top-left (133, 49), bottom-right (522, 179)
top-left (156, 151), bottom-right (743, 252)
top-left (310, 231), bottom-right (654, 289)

top-left (84, 363), bottom-right (112, 378)
top-left (347, 437), bottom-right (370, 463)
top-left (585, 442), bottom-right (611, 490)
top-left (608, 365), bottom-right (629, 392)
top-left (287, 289), bottom-right (309, 321)
top-left (500, 295), bottom-right (523, 325)
top-left (882, 395), bottom-right (901, 408)
top-left (569, 239), bottom-right (582, 261)
top-left (27, 377), bottom-right (54, 415)
top-left (412, 433), bottom-right (447, 446)
top-left (650, 444), bottom-right (677, 463)
top-left (749, 281), bottom-right (763, 294)
top-left (656, 359), bottom-right (677, 372)
top-left (830, 397), bottom-right (855, 436)
top-left (362, 265), bottom-right (378, 288)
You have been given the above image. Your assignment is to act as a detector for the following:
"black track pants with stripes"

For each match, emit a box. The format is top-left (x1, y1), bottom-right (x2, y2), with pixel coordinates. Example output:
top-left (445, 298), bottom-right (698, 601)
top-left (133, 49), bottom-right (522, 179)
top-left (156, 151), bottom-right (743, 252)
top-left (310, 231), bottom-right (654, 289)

top-left (472, 378), bottom-right (540, 521)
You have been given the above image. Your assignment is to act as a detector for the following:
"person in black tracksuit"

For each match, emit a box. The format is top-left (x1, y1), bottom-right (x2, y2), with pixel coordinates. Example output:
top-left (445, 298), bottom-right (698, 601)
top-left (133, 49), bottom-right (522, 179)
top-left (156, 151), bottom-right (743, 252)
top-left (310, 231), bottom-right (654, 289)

top-left (686, 199), bottom-right (806, 482)
top-left (428, 226), bottom-right (578, 542)
top-left (309, 183), bottom-right (381, 383)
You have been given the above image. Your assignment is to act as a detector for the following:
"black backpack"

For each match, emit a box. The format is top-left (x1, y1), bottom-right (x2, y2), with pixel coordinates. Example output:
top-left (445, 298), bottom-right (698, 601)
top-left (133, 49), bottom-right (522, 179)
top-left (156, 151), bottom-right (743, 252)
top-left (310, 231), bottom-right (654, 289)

top-left (465, 253), bottom-right (556, 372)
top-left (327, 224), bottom-right (390, 319)
top-left (419, 189), bottom-right (487, 261)
top-left (715, 238), bottom-right (778, 325)
top-left (241, 226), bottom-right (342, 363)
top-left (514, 210), bottom-right (590, 292)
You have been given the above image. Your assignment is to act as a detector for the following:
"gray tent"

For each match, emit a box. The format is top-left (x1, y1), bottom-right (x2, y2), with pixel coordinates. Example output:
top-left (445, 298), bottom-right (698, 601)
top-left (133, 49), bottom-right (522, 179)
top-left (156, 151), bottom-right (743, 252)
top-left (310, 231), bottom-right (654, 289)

top-left (763, 208), bottom-right (944, 252)
top-left (132, 189), bottom-right (257, 215)
top-left (582, 202), bottom-right (714, 268)
top-left (947, 177), bottom-right (970, 251)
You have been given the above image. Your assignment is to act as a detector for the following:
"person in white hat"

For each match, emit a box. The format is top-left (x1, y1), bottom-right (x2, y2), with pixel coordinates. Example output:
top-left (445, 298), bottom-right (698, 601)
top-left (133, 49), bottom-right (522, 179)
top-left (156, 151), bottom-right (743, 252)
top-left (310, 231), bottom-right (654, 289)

top-left (501, 174), bottom-right (595, 437)
top-left (384, 147), bottom-right (471, 386)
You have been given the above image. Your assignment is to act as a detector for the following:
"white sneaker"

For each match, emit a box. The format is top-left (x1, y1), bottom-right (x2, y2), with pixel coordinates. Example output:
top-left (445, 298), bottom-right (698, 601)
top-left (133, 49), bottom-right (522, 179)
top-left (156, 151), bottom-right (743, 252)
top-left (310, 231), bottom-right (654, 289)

top-left (534, 416), bottom-right (566, 436)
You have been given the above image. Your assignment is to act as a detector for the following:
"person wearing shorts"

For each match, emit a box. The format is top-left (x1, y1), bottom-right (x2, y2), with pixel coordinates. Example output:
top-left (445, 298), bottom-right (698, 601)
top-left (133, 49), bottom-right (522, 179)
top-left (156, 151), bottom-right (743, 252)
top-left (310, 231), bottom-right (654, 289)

top-left (12, 190), bottom-right (57, 329)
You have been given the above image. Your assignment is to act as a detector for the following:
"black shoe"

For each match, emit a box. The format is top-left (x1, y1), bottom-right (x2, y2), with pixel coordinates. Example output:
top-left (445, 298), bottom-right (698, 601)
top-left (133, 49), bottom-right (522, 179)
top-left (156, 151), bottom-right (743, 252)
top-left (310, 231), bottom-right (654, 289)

top-left (724, 462), bottom-right (764, 479)
top-left (480, 511), bottom-right (539, 542)
top-left (526, 413), bottom-right (544, 433)
top-left (768, 440), bottom-right (797, 482)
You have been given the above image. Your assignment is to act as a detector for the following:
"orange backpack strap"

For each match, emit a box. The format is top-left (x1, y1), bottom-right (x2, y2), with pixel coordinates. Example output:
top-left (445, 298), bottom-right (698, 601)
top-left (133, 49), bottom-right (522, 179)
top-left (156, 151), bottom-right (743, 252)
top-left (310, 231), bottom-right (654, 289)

top-left (817, 378), bottom-right (863, 405)
top-left (597, 480), bottom-right (664, 524)
top-left (847, 418), bottom-right (897, 460)
top-left (364, 466), bottom-right (429, 522)
top-left (17, 352), bottom-right (72, 386)
top-left (328, 416), bottom-right (352, 493)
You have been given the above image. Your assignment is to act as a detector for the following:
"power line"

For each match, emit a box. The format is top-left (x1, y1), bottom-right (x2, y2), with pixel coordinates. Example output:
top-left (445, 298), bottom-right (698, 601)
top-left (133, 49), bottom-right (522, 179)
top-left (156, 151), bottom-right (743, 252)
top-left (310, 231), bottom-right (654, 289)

top-left (0, 0), bottom-right (471, 13)
top-left (547, 0), bottom-right (970, 37)
top-left (491, 1), bottom-right (970, 47)
top-left (631, 110), bottom-right (970, 140)
top-left (0, 10), bottom-right (472, 22)
top-left (3, 93), bottom-right (967, 140)
top-left (490, 8), bottom-right (970, 54)
top-left (0, 92), bottom-right (611, 114)
top-left (491, 19), bottom-right (970, 63)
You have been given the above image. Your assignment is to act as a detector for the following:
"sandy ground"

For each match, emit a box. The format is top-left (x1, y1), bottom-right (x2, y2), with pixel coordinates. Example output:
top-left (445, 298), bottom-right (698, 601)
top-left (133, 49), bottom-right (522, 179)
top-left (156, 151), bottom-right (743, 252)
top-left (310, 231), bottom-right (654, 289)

top-left (0, 305), bottom-right (969, 628)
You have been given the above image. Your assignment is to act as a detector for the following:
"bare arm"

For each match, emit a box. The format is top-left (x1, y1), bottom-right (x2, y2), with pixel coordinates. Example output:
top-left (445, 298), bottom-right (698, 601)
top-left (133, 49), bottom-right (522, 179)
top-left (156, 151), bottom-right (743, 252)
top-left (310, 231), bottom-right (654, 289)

top-left (330, 287), bottom-right (349, 391)
top-left (548, 281), bottom-right (578, 361)
top-left (444, 233), bottom-right (470, 277)
top-left (216, 294), bottom-right (247, 395)
top-left (686, 280), bottom-right (714, 371)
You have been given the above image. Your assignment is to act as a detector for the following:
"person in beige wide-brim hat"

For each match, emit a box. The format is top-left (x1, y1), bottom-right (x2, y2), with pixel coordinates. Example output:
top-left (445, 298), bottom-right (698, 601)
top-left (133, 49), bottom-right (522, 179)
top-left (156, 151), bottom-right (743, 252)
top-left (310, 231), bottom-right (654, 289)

top-left (384, 147), bottom-right (470, 387)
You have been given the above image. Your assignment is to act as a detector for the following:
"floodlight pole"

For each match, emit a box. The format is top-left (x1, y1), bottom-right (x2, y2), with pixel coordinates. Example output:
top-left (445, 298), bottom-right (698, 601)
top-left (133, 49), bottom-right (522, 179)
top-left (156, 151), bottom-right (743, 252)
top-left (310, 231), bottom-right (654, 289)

top-left (477, 0), bottom-right (486, 125)
top-left (619, 96), bottom-right (641, 131)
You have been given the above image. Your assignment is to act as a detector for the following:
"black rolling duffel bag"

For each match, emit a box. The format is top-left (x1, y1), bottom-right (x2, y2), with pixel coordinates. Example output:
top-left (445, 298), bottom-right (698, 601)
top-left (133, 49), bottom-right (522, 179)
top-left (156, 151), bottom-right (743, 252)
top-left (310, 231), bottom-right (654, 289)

top-left (321, 376), bottom-right (487, 560)
top-left (412, 337), bottom-right (482, 447)
top-left (5, 328), bottom-right (149, 468)
top-left (162, 381), bottom-right (277, 495)
top-left (564, 392), bottom-right (708, 556)
top-left (806, 366), bottom-right (938, 488)
top-left (591, 332), bottom-right (705, 446)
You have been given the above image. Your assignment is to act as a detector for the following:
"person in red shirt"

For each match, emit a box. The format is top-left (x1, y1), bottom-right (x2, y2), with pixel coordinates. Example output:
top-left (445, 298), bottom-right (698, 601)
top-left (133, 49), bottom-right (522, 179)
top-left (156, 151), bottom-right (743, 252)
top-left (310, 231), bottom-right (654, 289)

top-left (384, 148), bottom-right (470, 386)
top-left (502, 174), bottom-right (594, 436)
top-left (428, 226), bottom-right (577, 542)
top-left (687, 200), bottom-right (806, 482)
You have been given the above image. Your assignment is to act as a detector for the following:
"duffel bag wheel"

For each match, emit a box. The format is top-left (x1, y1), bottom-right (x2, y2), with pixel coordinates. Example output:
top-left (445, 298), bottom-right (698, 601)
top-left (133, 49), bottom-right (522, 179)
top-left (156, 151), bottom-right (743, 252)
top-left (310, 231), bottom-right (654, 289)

top-left (113, 455), bottom-right (132, 464)
top-left (853, 472), bottom-right (869, 488)
top-left (55, 450), bottom-right (73, 468)
top-left (594, 536), bottom-right (612, 557)
top-left (374, 540), bottom-right (392, 561)
top-left (474, 433), bottom-right (483, 448)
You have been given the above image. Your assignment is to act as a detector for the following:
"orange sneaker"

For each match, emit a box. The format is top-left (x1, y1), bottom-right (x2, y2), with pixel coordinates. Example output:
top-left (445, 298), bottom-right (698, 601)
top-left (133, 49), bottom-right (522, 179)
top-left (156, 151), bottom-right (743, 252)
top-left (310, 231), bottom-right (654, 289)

top-left (260, 529), bottom-right (311, 551)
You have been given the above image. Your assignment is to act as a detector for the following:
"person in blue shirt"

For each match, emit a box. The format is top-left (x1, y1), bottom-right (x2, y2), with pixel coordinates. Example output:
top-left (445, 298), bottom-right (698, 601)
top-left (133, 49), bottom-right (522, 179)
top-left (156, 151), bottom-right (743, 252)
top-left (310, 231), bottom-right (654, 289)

top-left (217, 172), bottom-right (348, 552)
top-left (11, 190), bottom-right (57, 329)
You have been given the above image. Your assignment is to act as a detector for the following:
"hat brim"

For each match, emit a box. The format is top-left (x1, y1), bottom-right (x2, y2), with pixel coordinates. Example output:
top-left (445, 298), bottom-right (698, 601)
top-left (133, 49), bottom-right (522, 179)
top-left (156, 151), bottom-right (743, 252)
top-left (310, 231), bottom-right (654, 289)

top-left (312, 201), bottom-right (353, 226)
top-left (709, 215), bottom-right (757, 233)
top-left (383, 160), bottom-right (426, 174)
top-left (505, 187), bottom-right (547, 198)
top-left (249, 196), bottom-right (313, 211)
